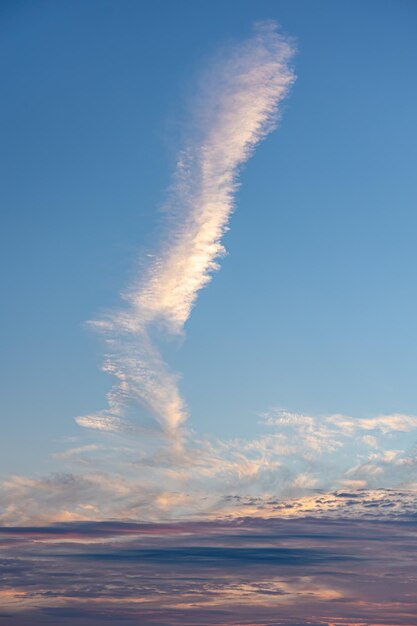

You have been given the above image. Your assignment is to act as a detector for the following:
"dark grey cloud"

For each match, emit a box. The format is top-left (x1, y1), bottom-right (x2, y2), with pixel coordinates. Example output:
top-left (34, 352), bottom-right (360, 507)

top-left (53, 545), bottom-right (354, 568)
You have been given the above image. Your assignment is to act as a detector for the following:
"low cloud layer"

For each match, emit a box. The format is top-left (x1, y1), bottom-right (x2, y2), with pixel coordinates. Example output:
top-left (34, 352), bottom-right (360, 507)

top-left (1, 516), bottom-right (416, 625)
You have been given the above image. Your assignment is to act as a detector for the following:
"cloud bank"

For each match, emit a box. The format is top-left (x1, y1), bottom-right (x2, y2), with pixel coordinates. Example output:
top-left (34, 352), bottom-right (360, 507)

top-left (76, 22), bottom-right (295, 436)
top-left (1, 517), bottom-right (417, 626)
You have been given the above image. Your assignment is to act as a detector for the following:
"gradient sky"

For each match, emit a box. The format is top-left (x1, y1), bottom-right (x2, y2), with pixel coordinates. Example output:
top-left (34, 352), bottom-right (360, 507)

top-left (1, 0), bottom-right (417, 475)
top-left (1, 2), bottom-right (417, 624)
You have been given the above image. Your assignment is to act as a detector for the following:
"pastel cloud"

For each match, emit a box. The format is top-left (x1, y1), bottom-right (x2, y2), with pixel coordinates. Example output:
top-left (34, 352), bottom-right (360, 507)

top-left (2, 408), bottom-right (417, 525)
top-left (76, 22), bottom-right (296, 436)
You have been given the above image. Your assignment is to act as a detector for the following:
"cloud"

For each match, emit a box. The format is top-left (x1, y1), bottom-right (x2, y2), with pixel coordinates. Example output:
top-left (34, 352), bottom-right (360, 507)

top-left (6, 398), bottom-right (417, 528)
top-left (2, 406), bottom-right (417, 525)
top-left (357, 413), bottom-right (417, 433)
top-left (77, 22), bottom-right (296, 436)
top-left (53, 445), bottom-right (101, 460)
top-left (323, 412), bottom-right (417, 435)
top-left (216, 488), bottom-right (417, 520)
top-left (0, 516), bottom-right (416, 625)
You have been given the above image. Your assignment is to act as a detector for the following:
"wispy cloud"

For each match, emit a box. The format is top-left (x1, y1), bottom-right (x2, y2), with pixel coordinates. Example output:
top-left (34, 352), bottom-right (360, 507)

top-left (2, 408), bottom-right (417, 525)
top-left (76, 22), bottom-right (296, 436)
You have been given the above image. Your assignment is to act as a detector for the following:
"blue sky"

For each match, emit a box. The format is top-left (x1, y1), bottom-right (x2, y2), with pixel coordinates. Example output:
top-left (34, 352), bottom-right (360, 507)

top-left (2, 4), bottom-right (417, 625)
top-left (1, 0), bottom-right (417, 491)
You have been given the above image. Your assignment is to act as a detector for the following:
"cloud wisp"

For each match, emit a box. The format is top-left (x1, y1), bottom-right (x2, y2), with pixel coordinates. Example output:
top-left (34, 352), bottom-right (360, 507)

top-left (76, 22), bottom-right (295, 436)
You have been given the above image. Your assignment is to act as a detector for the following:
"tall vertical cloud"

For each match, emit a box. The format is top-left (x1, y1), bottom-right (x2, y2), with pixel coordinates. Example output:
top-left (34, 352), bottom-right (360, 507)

top-left (76, 22), bottom-right (296, 436)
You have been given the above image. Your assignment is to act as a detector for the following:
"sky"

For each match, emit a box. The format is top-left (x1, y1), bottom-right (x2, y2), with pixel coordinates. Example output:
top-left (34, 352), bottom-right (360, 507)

top-left (1, 1), bottom-right (417, 624)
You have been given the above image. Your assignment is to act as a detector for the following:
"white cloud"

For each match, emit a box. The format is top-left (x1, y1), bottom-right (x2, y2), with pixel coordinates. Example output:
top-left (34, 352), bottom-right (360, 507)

top-left (357, 413), bottom-right (417, 433)
top-left (75, 414), bottom-right (128, 433)
top-left (78, 22), bottom-right (296, 436)
top-left (53, 444), bottom-right (100, 460)
top-left (326, 412), bottom-right (417, 434)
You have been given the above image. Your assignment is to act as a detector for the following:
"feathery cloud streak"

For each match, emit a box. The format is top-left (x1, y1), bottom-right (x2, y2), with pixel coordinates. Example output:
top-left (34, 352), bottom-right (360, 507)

top-left (77, 22), bottom-right (295, 434)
